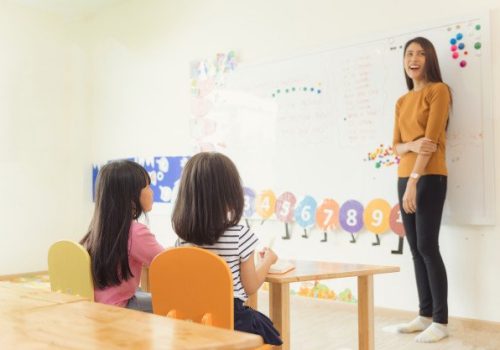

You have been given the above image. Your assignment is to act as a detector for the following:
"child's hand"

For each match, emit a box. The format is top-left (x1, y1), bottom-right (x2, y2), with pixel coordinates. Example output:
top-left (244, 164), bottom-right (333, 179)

top-left (260, 247), bottom-right (278, 265)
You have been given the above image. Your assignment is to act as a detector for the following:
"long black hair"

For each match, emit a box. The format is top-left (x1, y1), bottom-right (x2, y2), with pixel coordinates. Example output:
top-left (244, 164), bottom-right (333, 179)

top-left (81, 160), bottom-right (150, 289)
top-left (403, 37), bottom-right (444, 90)
top-left (172, 152), bottom-right (244, 245)
top-left (403, 36), bottom-right (452, 126)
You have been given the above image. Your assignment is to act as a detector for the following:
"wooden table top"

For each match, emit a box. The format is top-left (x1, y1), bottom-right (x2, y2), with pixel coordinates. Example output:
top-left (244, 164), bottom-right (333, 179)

top-left (265, 260), bottom-right (400, 283)
top-left (0, 281), bottom-right (87, 312)
top-left (1, 292), bottom-right (263, 350)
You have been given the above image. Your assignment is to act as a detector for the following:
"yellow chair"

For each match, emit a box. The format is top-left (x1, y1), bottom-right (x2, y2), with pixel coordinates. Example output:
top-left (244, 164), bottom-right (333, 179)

top-left (149, 247), bottom-right (273, 349)
top-left (48, 240), bottom-right (94, 301)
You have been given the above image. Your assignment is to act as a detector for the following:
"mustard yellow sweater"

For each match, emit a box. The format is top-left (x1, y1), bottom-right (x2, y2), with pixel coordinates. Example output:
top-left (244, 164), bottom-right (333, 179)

top-left (392, 82), bottom-right (451, 177)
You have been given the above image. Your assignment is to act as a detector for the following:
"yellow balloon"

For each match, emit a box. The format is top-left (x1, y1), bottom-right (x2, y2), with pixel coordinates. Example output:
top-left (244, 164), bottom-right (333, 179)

top-left (363, 198), bottom-right (391, 234)
top-left (255, 190), bottom-right (276, 219)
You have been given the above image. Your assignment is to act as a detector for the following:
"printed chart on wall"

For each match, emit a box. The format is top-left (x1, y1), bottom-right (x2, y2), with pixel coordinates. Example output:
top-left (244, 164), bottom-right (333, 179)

top-left (189, 13), bottom-right (494, 230)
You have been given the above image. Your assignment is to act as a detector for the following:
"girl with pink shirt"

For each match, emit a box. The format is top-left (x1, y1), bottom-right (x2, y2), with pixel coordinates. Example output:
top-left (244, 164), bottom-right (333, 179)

top-left (81, 160), bottom-right (164, 312)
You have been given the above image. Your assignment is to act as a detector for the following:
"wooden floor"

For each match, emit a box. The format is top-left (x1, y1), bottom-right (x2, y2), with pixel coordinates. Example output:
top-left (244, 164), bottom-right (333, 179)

top-left (255, 291), bottom-right (500, 350)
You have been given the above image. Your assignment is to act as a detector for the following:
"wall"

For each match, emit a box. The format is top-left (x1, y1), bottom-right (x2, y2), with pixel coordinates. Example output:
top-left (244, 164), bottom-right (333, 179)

top-left (1, 0), bottom-right (499, 323)
top-left (0, 2), bottom-right (91, 274)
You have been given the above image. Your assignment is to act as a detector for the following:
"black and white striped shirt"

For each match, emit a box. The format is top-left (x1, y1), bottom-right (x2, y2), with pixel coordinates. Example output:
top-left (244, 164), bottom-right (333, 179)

top-left (176, 225), bottom-right (259, 301)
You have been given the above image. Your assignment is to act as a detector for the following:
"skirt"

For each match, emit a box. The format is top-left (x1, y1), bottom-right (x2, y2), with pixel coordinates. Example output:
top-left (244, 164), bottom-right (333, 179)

top-left (234, 298), bottom-right (283, 346)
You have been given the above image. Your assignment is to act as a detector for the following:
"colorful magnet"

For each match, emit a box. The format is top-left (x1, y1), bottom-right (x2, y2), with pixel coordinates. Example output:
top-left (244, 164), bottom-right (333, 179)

top-left (294, 196), bottom-right (317, 229)
top-left (452, 52), bottom-right (459, 59)
top-left (456, 33), bottom-right (463, 40)
top-left (275, 192), bottom-right (297, 223)
top-left (339, 200), bottom-right (364, 234)
top-left (316, 199), bottom-right (340, 231)
top-left (460, 60), bottom-right (467, 68)
top-left (363, 199), bottom-right (391, 234)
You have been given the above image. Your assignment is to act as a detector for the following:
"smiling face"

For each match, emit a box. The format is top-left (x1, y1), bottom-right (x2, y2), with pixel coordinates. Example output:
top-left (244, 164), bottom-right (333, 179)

top-left (404, 42), bottom-right (427, 84)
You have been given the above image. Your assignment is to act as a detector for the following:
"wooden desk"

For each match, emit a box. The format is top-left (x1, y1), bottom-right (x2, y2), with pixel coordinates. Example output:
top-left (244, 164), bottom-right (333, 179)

top-left (0, 286), bottom-right (263, 349)
top-left (0, 281), bottom-right (87, 312)
top-left (246, 260), bottom-right (399, 350)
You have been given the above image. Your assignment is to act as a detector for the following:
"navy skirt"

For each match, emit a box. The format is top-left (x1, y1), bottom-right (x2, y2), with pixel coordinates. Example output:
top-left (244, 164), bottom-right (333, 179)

top-left (234, 298), bottom-right (283, 345)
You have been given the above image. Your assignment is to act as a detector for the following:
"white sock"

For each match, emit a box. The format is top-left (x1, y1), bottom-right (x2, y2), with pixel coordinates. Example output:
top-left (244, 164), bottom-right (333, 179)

top-left (396, 316), bottom-right (432, 333)
top-left (415, 322), bottom-right (449, 343)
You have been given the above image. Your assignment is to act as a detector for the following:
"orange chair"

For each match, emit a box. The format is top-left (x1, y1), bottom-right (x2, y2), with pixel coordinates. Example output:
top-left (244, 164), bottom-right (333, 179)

top-left (149, 246), bottom-right (233, 328)
top-left (149, 247), bottom-right (273, 349)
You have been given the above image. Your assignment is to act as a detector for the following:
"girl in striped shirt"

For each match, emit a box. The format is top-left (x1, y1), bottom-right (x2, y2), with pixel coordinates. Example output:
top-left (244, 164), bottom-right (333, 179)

top-left (172, 152), bottom-right (282, 346)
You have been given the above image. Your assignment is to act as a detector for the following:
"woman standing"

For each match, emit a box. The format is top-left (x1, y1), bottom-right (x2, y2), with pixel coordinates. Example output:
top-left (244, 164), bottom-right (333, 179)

top-left (393, 37), bottom-right (451, 343)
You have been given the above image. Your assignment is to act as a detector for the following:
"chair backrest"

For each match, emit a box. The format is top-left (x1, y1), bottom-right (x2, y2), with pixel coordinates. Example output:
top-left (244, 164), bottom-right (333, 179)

top-left (48, 240), bottom-right (94, 301)
top-left (149, 246), bottom-right (234, 329)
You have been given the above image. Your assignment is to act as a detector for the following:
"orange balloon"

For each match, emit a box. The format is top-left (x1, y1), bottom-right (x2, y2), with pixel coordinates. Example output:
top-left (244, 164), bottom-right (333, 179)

top-left (363, 198), bottom-right (391, 234)
top-left (255, 190), bottom-right (276, 220)
top-left (315, 198), bottom-right (339, 231)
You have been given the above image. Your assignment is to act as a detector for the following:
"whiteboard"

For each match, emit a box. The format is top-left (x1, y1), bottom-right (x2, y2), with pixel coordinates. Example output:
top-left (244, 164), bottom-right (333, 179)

top-left (189, 14), bottom-right (494, 225)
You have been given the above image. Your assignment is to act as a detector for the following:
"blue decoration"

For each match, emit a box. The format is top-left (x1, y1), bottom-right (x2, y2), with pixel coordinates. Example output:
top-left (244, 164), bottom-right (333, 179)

top-left (294, 196), bottom-right (317, 228)
top-left (92, 156), bottom-right (188, 203)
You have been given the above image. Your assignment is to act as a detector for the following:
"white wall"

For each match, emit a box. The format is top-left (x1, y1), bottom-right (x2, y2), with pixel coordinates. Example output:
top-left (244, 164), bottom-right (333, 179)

top-left (0, 2), bottom-right (91, 274)
top-left (1, 0), bottom-right (499, 323)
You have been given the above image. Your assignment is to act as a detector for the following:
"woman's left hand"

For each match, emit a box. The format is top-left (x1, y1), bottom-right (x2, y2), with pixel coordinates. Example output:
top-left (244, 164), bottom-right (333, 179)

top-left (402, 180), bottom-right (417, 214)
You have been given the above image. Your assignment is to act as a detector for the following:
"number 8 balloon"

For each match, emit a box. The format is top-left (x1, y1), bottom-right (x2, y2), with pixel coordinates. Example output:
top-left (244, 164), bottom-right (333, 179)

top-left (339, 200), bottom-right (364, 243)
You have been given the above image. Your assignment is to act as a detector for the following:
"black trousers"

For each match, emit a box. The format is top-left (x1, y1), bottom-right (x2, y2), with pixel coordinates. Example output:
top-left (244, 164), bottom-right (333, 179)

top-left (398, 175), bottom-right (448, 324)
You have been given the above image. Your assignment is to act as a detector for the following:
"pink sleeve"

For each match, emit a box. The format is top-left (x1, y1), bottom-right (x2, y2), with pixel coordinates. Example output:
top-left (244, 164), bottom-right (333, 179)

top-left (129, 222), bottom-right (164, 266)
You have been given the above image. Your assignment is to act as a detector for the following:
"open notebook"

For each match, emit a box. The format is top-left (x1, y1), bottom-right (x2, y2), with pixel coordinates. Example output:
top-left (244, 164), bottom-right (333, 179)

top-left (268, 260), bottom-right (295, 274)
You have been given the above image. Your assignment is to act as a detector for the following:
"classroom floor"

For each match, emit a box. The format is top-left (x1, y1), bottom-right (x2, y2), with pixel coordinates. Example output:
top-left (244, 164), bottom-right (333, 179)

top-left (6, 275), bottom-right (499, 349)
top-left (255, 290), bottom-right (500, 350)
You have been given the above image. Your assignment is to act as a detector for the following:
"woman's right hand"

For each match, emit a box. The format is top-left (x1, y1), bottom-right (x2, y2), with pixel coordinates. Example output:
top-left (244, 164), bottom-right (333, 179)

top-left (409, 137), bottom-right (437, 155)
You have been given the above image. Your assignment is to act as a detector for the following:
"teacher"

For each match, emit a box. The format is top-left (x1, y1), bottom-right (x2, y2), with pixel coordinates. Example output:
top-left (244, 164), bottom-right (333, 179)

top-left (392, 37), bottom-right (451, 343)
